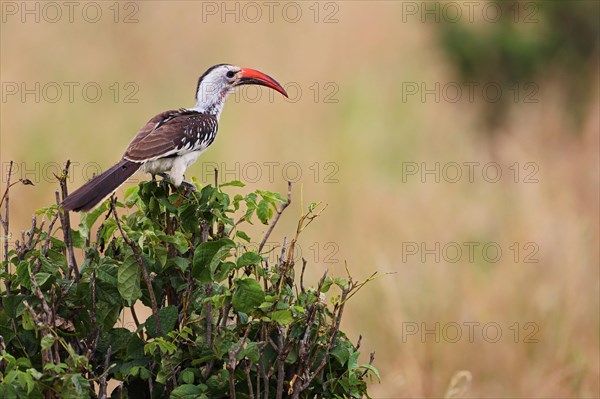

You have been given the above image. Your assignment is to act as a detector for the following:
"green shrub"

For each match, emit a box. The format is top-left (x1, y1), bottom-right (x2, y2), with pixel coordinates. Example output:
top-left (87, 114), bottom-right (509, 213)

top-left (0, 163), bottom-right (379, 398)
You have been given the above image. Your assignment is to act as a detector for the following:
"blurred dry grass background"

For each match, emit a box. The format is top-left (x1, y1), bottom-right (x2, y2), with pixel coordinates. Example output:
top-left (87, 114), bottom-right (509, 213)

top-left (1, 1), bottom-right (598, 397)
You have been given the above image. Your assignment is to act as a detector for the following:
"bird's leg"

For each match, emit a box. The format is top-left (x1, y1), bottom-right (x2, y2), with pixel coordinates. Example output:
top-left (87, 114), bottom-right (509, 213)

top-left (157, 172), bottom-right (171, 190)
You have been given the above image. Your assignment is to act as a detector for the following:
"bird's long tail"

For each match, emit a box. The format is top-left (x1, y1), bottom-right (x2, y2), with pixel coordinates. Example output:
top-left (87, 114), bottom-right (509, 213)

top-left (61, 159), bottom-right (140, 212)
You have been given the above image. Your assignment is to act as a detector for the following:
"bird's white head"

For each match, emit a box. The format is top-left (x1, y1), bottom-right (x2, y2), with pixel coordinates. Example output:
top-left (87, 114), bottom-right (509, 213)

top-left (193, 64), bottom-right (288, 118)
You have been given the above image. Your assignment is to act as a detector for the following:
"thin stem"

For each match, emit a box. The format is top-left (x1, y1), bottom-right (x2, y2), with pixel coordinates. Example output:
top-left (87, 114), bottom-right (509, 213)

top-left (98, 345), bottom-right (112, 399)
top-left (1, 161), bottom-right (13, 293)
top-left (259, 181), bottom-right (291, 253)
top-left (57, 160), bottom-right (79, 281)
top-left (228, 326), bottom-right (251, 399)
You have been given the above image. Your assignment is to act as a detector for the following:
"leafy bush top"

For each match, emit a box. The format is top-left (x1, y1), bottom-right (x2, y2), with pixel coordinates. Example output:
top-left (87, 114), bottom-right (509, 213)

top-left (0, 164), bottom-right (378, 399)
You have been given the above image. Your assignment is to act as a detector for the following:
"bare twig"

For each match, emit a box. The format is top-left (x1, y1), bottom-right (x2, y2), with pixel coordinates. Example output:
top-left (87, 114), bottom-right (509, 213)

top-left (23, 300), bottom-right (54, 371)
top-left (129, 306), bottom-right (144, 340)
top-left (289, 270), bottom-right (334, 398)
top-left (259, 181), bottom-right (291, 253)
top-left (94, 206), bottom-right (114, 254)
top-left (86, 267), bottom-right (99, 359)
top-left (27, 271), bottom-right (56, 368)
top-left (228, 326), bottom-right (251, 399)
top-left (41, 213), bottom-right (60, 256)
top-left (244, 361), bottom-right (255, 399)
top-left (18, 216), bottom-right (45, 267)
top-left (1, 161), bottom-right (14, 292)
top-left (259, 324), bottom-right (271, 399)
top-left (300, 257), bottom-right (308, 294)
top-left (200, 220), bottom-right (210, 243)
top-left (50, 287), bottom-right (61, 364)
top-left (56, 160), bottom-right (79, 281)
top-left (202, 284), bottom-right (214, 381)
top-left (278, 237), bottom-right (287, 266)
top-left (98, 345), bottom-right (112, 399)
top-left (24, 215), bottom-right (37, 253)
top-left (285, 202), bottom-right (326, 268)
top-left (275, 325), bottom-right (290, 399)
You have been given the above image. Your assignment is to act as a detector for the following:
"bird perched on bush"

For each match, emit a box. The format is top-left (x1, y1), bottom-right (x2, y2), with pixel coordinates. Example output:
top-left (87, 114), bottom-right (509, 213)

top-left (61, 64), bottom-right (287, 212)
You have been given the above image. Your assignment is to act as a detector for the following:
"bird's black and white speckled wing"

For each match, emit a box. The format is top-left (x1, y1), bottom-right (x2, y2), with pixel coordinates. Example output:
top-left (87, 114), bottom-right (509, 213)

top-left (123, 109), bottom-right (218, 162)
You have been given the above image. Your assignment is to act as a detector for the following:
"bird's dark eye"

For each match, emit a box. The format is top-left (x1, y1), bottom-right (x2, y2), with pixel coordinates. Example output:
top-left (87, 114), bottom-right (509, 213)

top-left (226, 71), bottom-right (235, 78)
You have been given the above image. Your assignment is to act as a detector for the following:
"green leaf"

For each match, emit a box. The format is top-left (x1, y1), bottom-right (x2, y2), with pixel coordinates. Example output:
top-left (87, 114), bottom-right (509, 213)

top-left (2, 295), bottom-right (24, 318)
top-left (270, 310), bottom-right (294, 326)
top-left (236, 231), bottom-right (251, 242)
top-left (126, 334), bottom-right (146, 359)
top-left (348, 350), bottom-right (360, 371)
top-left (19, 370), bottom-right (35, 394)
top-left (153, 245), bottom-right (168, 268)
top-left (118, 255), bottom-right (142, 304)
top-left (240, 341), bottom-right (260, 362)
top-left (145, 306), bottom-right (178, 338)
top-left (26, 368), bottom-right (42, 380)
top-left (179, 203), bottom-right (199, 232)
top-left (232, 278), bottom-right (265, 314)
top-left (259, 300), bottom-right (274, 311)
top-left (330, 343), bottom-right (351, 365)
top-left (236, 252), bottom-right (262, 268)
top-left (40, 334), bottom-right (55, 351)
top-left (256, 199), bottom-right (273, 224)
top-left (157, 232), bottom-right (190, 254)
top-left (170, 256), bottom-right (191, 273)
top-left (181, 369), bottom-right (195, 384)
top-left (100, 219), bottom-right (118, 243)
top-left (70, 374), bottom-right (87, 396)
top-left (79, 202), bottom-right (108, 238)
top-left (334, 277), bottom-right (348, 290)
top-left (22, 310), bottom-right (34, 330)
top-left (192, 238), bottom-right (235, 282)
top-left (16, 357), bottom-right (32, 369)
top-left (257, 190), bottom-right (286, 203)
top-left (321, 277), bottom-right (333, 293)
top-left (139, 367), bottom-right (151, 380)
top-left (96, 302), bottom-right (121, 330)
top-left (35, 204), bottom-right (58, 217)
top-left (124, 185), bottom-right (139, 199)
top-left (359, 364), bottom-right (381, 382)
top-left (99, 328), bottom-right (133, 356)
top-left (213, 261), bottom-right (235, 283)
top-left (220, 180), bottom-right (245, 188)
top-left (34, 272), bottom-right (53, 289)
top-left (145, 339), bottom-right (177, 357)
top-left (170, 384), bottom-right (207, 399)
top-left (70, 229), bottom-right (85, 249)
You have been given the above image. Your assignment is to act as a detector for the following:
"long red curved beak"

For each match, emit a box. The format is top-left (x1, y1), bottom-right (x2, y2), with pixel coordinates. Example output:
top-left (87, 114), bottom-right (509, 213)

top-left (235, 68), bottom-right (288, 98)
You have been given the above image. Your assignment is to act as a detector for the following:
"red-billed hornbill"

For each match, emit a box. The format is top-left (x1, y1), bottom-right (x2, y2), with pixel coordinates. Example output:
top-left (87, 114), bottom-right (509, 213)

top-left (61, 64), bottom-right (287, 212)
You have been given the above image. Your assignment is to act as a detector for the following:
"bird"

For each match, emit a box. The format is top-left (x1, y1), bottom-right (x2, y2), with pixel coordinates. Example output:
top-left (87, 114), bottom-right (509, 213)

top-left (61, 64), bottom-right (288, 212)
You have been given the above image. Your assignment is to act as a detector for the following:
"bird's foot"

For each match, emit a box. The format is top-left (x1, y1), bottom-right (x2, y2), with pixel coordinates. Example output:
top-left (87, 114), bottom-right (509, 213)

top-left (158, 172), bottom-right (170, 181)
top-left (156, 173), bottom-right (196, 192)
top-left (181, 180), bottom-right (198, 192)
top-left (156, 173), bottom-right (171, 191)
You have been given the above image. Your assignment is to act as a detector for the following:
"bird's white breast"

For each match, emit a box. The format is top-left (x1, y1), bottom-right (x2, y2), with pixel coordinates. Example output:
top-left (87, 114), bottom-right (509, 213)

top-left (139, 149), bottom-right (204, 186)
